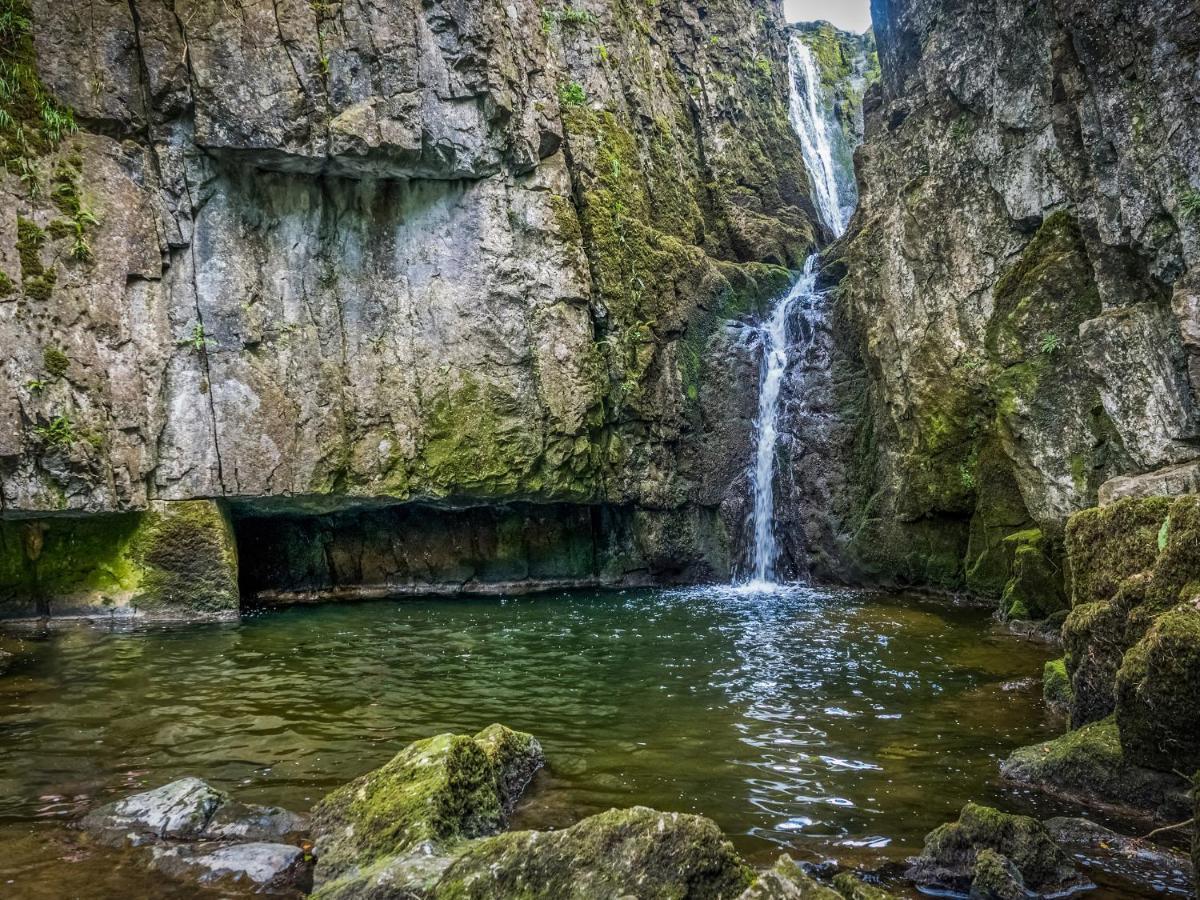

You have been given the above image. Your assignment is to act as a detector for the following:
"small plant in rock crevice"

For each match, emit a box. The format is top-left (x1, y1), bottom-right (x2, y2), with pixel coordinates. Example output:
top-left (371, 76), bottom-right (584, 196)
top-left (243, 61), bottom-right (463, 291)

top-left (1179, 188), bottom-right (1200, 223)
top-left (559, 81), bottom-right (587, 107)
top-left (34, 413), bottom-right (76, 449)
top-left (1040, 331), bottom-right (1061, 355)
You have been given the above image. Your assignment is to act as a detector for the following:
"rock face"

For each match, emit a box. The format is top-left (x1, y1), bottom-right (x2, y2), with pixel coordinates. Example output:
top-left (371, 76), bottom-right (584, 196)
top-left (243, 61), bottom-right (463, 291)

top-left (0, 0), bottom-right (818, 613)
top-left (830, 0), bottom-right (1200, 605)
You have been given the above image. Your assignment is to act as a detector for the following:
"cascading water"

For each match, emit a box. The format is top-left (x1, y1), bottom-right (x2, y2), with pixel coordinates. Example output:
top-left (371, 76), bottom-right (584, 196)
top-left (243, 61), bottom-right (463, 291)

top-left (743, 33), bottom-right (853, 588)
top-left (787, 35), bottom-right (850, 237)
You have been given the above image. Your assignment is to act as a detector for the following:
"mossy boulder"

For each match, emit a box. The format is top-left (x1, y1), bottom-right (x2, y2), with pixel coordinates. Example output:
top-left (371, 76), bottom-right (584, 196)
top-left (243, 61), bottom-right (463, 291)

top-left (1042, 657), bottom-right (1072, 714)
top-left (1000, 529), bottom-right (1066, 620)
top-left (309, 725), bottom-right (544, 886)
top-left (905, 803), bottom-right (1083, 896)
top-left (1061, 578), bottom-right (1144, 727)
top-left (1115, 605), bottom-right (1200, 772)
top-left (1000, 717), bottom-right (1192, 819)
top-left (431, 807), bottom-right (753, 900)
top-left (1065, 497), bottom-right (1169, 607)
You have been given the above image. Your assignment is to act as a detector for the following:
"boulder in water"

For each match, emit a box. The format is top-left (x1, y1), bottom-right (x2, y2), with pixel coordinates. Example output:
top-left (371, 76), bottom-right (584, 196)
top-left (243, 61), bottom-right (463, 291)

top-left (905, 803), bottom-right (1087, 896)
top-left (831, 872), bottom-right (897, 899)
top-left (373, 806), bottom-right (751, 900)
top-left (309, 724), bottom-right (544, 885)
top-left (80, 777), bottom-right (226, 842)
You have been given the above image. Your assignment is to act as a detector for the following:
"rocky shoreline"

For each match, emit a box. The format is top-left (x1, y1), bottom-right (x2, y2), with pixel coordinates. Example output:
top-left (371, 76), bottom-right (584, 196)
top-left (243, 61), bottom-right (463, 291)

top-left (73, 721), bottom-right (1194, 899)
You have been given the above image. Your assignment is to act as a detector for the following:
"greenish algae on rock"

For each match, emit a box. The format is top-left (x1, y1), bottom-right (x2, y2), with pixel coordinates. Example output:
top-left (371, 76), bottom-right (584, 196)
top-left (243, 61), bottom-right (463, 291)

top-left (1115, 605), bottom-right (1200, 772)
top-left (905, 803), bottom-right (1084, 897)
top-left (431, 806), bottom-right (753, 900)
top-left (0, 500), bottom-right (238, 620)
top-left (1000, 718), bottom-right (1192, 820)
top-left (309, 725), bottom-right (544, 886)
top-left (1042, 657), bottom-right (1072, 715)
top-left (831, 871), bottom-right (896, 900)
top-left (739, 854), bottom-right (839, 899)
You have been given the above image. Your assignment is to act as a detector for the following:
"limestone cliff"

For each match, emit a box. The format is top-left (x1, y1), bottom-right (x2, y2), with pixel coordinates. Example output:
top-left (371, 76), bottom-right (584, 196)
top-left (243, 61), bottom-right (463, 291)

top-left (832, 0), bottom-right (1200, 605)
top-left (0, 0), bottom-right (816, 613)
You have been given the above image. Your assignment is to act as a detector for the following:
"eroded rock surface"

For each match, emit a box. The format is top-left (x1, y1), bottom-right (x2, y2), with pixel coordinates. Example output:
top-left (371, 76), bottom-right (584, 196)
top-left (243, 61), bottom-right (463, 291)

top-left (830, 0), bottom-right (1200, 606)
top-left (0, 0), bottom-right (820, 610)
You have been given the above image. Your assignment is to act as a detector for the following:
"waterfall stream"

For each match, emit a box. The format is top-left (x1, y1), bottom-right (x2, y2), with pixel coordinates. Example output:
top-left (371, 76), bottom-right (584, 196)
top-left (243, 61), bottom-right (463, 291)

top-left (744, 34), bottom-right (853, 587)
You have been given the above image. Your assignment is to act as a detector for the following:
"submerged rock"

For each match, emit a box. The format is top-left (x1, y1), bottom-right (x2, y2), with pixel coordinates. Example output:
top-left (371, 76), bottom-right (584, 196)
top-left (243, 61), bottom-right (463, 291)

top-left (1000, 717), bottom-right (1192, 820)
top-left (905, 803), bottom-right (1086, 897)
top-left (80, 777), bottom-right (311, 889)
top-left (81, 777), bottom-right (227, 842)
top-left (150, 841), bottom-right (308, 890)
top-left (831, 871), bottom-right (896, 899)
top-left (309, 724), bottom-right (544, 885)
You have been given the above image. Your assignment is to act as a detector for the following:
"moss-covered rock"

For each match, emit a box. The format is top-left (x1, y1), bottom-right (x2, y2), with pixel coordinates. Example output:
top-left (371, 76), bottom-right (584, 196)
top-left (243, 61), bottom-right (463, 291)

top-left (1065, 497), bottom-right (1169, 607)
top-left (1000, 529), bottom-right (1066, 620)
top-left (0, 500), bottom-right (238, 620)
top-left (431, 807), bottom-right (753, 900)
top-left (905, 803), bottom-right (1083, 896)
top-left (1062, 594), bottom-right (1130, 726)
top-left (831, 871), bottom-right (896, 900)
top-left (999, 717), bottom-right (1192, 819)
top-left (1043, 657), bottom-right (1072, 715)
top-left (967, 848), bottom-right (1026, 900)
top-left (309, 725), bottom-right (544, 886)
top-left (739, 855), bottom-right (840, 898)
top-left (1115, 605), bottom-right (1200, 772)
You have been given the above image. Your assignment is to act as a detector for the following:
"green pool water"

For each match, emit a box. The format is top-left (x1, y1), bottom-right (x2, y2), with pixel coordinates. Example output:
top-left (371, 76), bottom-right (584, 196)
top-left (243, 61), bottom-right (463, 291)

top-left (0, 585), bottom-right (1172, 897)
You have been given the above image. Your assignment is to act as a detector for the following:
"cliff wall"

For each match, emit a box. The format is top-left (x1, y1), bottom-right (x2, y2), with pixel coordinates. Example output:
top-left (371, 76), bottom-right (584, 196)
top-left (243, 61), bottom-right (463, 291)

top-left (833, 0), bottom-right (1200, 606)
top-left (0, 0), bottom-right (816, 613)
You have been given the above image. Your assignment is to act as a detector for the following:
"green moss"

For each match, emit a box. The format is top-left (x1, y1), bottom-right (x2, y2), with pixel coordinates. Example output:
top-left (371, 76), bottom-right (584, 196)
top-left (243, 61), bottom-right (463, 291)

top-left (1001, 530), bottom-right (1066, 620)
top-left (310, 725), bottom-right (543, 885)
top-left (0, 270), bottom-right (13, 295)
top-left (1066, 497), bottom-right (1170, 606)
top-left (906, 803), bottom-right (1079, 895)
top-left (130, 501), bottom-right (239, 615)
top-left (1043, 657), bottom-right (1072, 711)
top-left (42, 345), bottom-right (68, 378)
top-left (418, 376), bottom-right (595, 501)
top-left (832, 871), bottom-right (895, 899)
top-left (1115, 605), bottom-right (1200, 772)
top-left (0, 0), bottom-right (77, 170)
top-left (16, 215), bottom-right (56, 300)
top-left (1001, 716), bottom-right (1191, 815)
top-left (428, 806), bottom-right (753, 900)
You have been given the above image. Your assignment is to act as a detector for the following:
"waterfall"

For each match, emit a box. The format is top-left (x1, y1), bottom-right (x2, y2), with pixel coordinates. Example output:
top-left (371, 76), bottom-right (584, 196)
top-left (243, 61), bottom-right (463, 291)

top-left (787, 35), bottom-right (848, 238)
top-left (746, 256), bottom-right (820, 587)
top-left (743, 33), bottom-right (855, 588)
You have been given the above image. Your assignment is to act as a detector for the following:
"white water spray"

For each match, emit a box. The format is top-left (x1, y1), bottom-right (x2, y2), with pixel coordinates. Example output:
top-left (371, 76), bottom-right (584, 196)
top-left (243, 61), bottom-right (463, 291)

top-left (744, 34), bottom-right (854, 587)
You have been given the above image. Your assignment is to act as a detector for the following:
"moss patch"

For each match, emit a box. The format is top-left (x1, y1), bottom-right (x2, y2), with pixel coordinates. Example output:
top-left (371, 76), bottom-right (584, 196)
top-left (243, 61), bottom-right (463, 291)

top-left (1115, 605), bottom-right (1200, 772)
top-left (1066, 497), bottom-right (1169, 607)
top-left (1043, 657), bottom-right (1072, 713)
top-left (905, 802), bottom-right (1081, 895)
